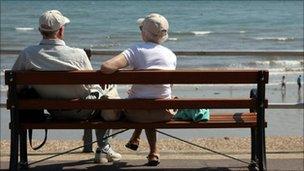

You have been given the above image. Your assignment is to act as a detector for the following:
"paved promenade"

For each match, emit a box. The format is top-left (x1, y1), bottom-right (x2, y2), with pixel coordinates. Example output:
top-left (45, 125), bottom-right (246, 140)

top-left (1, 137), bottom-right (303, 170)
top-left (1, 152), bottom-right (303, 171)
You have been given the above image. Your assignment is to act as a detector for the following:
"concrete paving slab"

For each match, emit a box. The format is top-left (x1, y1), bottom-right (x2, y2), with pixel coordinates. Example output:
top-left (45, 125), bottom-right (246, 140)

top-left (1, 158), bottom-right (303, 171)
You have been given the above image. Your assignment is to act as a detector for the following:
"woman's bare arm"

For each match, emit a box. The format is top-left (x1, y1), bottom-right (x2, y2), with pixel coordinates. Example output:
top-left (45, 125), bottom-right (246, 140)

top-left (100, 53), bottom-right (128, 74)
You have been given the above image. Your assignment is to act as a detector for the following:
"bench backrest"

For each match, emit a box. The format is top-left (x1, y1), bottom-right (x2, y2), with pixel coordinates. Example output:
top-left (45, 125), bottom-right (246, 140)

top-left (5, 70), bottom-right (268, 111)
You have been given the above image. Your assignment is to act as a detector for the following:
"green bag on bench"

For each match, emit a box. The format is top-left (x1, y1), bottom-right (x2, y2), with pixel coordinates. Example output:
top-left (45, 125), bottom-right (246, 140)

top-left (173, 109), bottom-right (210, 122)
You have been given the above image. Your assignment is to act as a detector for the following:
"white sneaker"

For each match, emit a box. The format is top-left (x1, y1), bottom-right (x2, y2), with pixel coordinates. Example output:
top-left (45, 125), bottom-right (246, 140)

top-left (102, 145), bottom-right (122, 162)
top-left (94, 148), bottom-right (108, 164)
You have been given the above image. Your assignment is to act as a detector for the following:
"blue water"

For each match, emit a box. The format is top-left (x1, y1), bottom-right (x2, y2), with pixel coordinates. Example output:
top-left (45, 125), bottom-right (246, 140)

top-left (1, 1), bottom-right (303, 51)
top-left (0, 1), bottom-right (303, 140)
top-left (1, 1), bottom-right (303, 72)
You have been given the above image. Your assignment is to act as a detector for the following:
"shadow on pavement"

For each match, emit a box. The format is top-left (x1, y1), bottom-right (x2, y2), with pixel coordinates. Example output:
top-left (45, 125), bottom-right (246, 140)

top-left (1, 159), bottom-right (248, 171)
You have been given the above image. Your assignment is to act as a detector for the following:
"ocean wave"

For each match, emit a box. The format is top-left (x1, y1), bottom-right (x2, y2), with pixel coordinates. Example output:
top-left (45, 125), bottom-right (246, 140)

top-left (15, 27), bottom-right (34, 31)
top-left (223, 61), bottom-right (303, 73)
top-left (268, 68), bottom-right (286, 73)
top-left (178, 64), bottom-right (303, 73)
top-left (246, 60), bottom-right (303, 71)
top-left (90, 42), bottom-right (120, 48)
top-left (268, 67), bottom-right (304, 73)
top-left (254, 37), bottom-right (295, 41)
top-left (178, 61), bottom-right (303, 72)
top-left (190, 31), bottom-right (212, 35)
top-left (216, 30), bottom-right (247, 34)
top-left (171, 31), bottom-right (212, 36)
top-left (269, 69), bottom-right (303, 75)
top-left (168, 37), bottom-right (178, 41)
top-left (255, 61), bottom-right (270, 67)
top-left (270, 60), bottom-right (302, 67)
top-left (171, 30), bottom-right (247, 36)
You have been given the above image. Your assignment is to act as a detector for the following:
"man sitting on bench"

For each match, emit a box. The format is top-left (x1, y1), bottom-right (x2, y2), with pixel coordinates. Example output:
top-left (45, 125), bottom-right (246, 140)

top-left (12, 9), bottom-right (121, 164)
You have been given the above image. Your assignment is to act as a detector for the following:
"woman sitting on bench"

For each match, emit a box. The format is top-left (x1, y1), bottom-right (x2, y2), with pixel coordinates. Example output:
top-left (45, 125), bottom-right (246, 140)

top-left (100, 13), bottom-right (176, 166)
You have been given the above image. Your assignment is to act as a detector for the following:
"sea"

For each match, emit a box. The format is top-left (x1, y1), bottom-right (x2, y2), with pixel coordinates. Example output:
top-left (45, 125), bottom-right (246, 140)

top-left (0, 1), bottom-right (303, 140)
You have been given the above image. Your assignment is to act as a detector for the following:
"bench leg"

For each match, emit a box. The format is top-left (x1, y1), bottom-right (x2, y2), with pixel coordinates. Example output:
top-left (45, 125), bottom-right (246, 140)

top-left (248, 128), bottom-right (258, 170)
top-left (82, 129), bottom-right (93, 153)
top-left (9, 123), bottom-right (19, 171)
top-left (256, 71), bottom-right (267, 171)
top-left (19, 130), bottom-right (28, 169)
top-left (257, 126), bottom-right (267, 171)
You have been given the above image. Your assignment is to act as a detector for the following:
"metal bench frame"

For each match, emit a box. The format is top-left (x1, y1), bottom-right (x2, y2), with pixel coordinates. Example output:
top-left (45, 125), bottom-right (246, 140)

top-left (5, 70), bottom-right (268, 171)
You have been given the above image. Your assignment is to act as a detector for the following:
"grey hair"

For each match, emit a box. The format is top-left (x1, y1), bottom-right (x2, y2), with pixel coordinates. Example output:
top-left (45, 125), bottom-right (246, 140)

top-left (144, 30), bottom-right (168, 44)
top-left (39, 28), bottom-right (58, 39)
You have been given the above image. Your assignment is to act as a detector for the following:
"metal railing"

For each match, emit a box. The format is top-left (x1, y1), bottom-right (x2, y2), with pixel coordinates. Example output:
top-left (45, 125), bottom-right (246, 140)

top-left (1, 49), bottom-right (303, 109)
top-left (1, 49), bottom-right (304, 56)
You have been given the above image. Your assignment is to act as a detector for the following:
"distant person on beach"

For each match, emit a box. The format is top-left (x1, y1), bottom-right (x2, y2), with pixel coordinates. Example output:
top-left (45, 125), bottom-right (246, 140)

top-left (100, 13), bottom-right (176, 166)
top-left (297, 75), bottom-right (302, 91)
top-left (12, 10), bottom-right (121, 163)
top-left (281, 75), bottom-right (286, 91)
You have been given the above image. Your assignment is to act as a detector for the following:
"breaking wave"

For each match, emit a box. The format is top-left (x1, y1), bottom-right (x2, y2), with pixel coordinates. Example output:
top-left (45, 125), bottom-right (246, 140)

top-left (168, 37), bottom-right (178, 41)
top-left (170, 30), bottom-right (246, 36)
top-left (253, 37), bottom-right (295, 41)
top-left (171, 31), bottom-right (212, 36)
top-left (15, 27), bottom-right (34, 31)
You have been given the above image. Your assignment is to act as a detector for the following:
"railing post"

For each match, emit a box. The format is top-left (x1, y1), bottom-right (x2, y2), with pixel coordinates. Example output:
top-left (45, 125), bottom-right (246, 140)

top-left (256, 71), bottom-right (267, 171)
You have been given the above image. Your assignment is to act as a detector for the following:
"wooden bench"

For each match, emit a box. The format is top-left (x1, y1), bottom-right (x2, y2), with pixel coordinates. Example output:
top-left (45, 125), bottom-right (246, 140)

top-left (5, 70), bottom-right (268, 171)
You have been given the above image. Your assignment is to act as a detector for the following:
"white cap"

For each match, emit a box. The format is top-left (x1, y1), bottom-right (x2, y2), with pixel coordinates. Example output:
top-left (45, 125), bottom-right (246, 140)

top-left (39, 10), bottom-right (70, 32)
top-left (137, 13), bottom-right (169, 36)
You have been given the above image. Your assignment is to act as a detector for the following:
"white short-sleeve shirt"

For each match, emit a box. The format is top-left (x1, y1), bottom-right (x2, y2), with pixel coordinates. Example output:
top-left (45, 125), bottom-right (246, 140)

top-left (122, 42), bottom-right (177, 99)
top-left (12, 39), bottom-right (102, 99)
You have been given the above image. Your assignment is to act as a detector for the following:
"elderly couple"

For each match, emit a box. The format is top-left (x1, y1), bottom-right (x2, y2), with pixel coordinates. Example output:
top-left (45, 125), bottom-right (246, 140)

top-left (13, 10), bottom-right (177, 166)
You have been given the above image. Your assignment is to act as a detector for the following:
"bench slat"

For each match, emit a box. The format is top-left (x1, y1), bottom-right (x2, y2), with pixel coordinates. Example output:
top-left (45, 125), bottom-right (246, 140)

top-left (6, 70), bottom-right (269, 85)
top-left (11, 99), bottom-right (264, 109)
top-left (19, 113), bottom-right (260, 129)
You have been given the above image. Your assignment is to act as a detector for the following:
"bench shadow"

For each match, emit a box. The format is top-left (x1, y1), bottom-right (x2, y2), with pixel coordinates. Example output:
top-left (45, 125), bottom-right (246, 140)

top-left (22, 159), bottom-right (247, 171)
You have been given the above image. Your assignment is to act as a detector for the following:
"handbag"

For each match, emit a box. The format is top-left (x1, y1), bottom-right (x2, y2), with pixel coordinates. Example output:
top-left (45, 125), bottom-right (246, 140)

top-left (17, 87), bottom-right (50, 150)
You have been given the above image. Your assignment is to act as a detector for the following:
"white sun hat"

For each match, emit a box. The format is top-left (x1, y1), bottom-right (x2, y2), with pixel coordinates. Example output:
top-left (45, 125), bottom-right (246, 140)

top-left (39, 10), bottom-right (70, 32)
